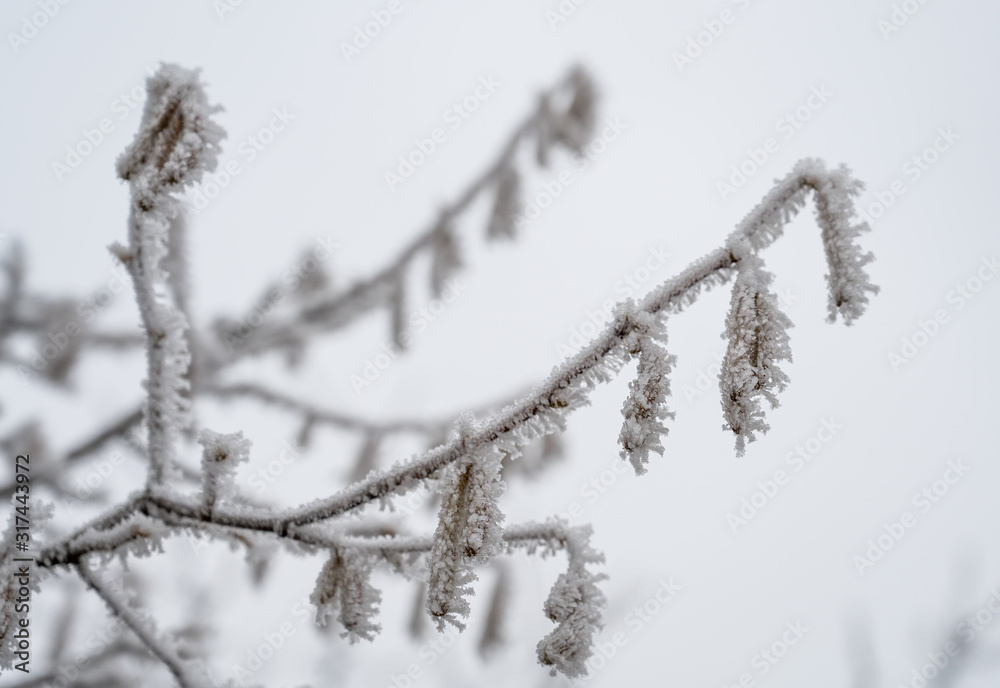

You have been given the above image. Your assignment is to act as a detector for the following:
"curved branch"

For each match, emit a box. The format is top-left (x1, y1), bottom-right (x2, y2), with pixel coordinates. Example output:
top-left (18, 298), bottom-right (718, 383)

top-left (37, 159), bottom-right (876, 559)
top-left (211, 65), bottom-right (593, 365)
top-left (236, 159), bottom-right (878, 532)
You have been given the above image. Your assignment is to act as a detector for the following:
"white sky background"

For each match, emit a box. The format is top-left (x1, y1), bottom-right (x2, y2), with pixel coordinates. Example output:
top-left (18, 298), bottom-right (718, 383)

top-left (2, 0), bottom-right (1000, 687)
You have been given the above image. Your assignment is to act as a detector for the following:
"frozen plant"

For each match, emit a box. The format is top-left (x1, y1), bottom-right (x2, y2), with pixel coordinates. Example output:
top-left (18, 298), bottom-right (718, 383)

top-left (0, 63), bottom-right (878, 687)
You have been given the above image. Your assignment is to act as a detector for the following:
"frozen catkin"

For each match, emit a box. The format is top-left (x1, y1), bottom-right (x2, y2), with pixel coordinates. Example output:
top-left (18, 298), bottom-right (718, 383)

top-left (555, 66), bottom-right (597, 154)
top-left (117, 64), bottom-right (224, 212)
top-left (478, 564), bottom-right (511, 658)
top-left (15, 56), bottom-right (884, 685)
top-left (533, 66), bottom-right (596, 168)
top-left (199, 429), bottom-right (251, 514)
top-left (311, 548), bottom-right (382, 643)
top-left (536, 524), bottom-right (607, 678)
top-left (535, 94), bottom-right (555, 168)
top-left (429, 215), bottom-right (462, 298)
top-left (388, 275), bottom-right (407, 350)
top-left (718, 241), bottom-right (792, 456)
top-left (617, 302), bottom-right (677, 475)
top-left (486, 163), bottom-right (521, 241)
top-left (808, 163), bottom-right (880, 325)
top-left (426, 420), bottom-right (506, 630)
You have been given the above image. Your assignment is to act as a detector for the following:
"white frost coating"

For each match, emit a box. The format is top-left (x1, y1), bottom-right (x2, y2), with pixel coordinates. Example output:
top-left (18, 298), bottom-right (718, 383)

top-left (27, 113), bottom-right (879, 683)
top-left (117, 63), bottom-right (225, 210)
top-left (535, 522), bottom-right (606, 678)
top-left (311, 548), bottom-right (382, 643)
top-left (718, 242), bottom-right (792, 456)
top-left (117, 64), bottom-right (225, 489)
top-left (426, 418), bottom-right (506, 630)
top-left (808, 164), bottom-right (880, 324)
top-left (720, 158), bottom-right (877, 325)
top-left (199, 429), bottom-right (252, 513)
top-left (616, 301), bottom-right (676, 475)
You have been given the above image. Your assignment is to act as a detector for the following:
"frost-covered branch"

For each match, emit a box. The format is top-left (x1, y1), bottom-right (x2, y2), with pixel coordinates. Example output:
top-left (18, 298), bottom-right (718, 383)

top-left (4, 61), bottom-right (881, 687)
top-left (1, 64), bottom-right (595, 518)
top-left (29, 161), bottom-right (874, 673)
top-left (113, 64), bottom-right (224, 489)
top-left (210, 65), bottom-right (597, 364)
top-left (155, 160), bottom-right (876, 534)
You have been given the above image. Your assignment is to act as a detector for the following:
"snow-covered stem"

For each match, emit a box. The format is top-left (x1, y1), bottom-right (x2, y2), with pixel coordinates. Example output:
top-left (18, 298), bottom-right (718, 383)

top-left (37, 160), bottom-right (877, 569)
top-left (116, 64), bottom-right (224, 489)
